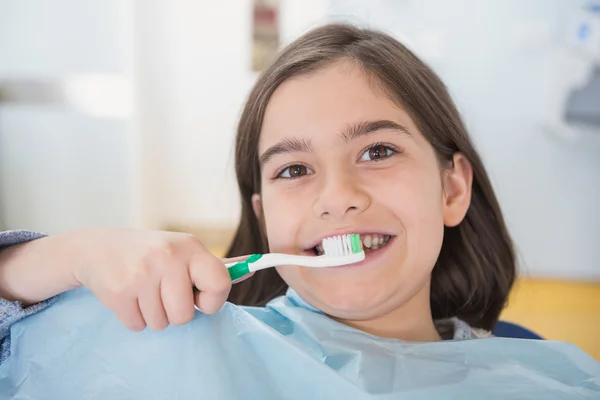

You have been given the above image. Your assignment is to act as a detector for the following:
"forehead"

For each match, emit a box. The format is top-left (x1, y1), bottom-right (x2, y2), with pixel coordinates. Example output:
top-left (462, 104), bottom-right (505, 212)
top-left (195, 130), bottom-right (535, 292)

top-left (259, 62), bottom-right (419, 151)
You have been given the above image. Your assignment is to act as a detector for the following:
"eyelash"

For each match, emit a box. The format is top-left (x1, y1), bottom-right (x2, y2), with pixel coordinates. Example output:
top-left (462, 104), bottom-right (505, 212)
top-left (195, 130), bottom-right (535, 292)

top-left (273, 142), bottom-right (401, 180)
top-left (274, 163), bottom-right (313, 180)
top-left (358, 142), bottom-right (400, 162)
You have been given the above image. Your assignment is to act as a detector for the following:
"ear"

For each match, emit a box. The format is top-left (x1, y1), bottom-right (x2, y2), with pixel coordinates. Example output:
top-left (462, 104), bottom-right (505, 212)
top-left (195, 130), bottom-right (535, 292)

top-left (251, 193), bottom-right (262, 219)
top-left (442, 153), bottom-right (473, 227)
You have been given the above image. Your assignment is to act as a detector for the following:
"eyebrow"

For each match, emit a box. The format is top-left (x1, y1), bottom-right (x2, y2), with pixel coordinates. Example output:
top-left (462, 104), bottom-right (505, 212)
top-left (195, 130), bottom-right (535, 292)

top-left (258, 119), bottom-right (411, 167)
top-left (259, 137), bottom-right (314, 167)
top-left (340, 119), bottom-right (411, 142)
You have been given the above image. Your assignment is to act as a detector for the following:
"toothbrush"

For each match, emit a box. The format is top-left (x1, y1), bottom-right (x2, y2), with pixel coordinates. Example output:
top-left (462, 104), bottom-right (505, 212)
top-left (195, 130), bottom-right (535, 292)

top-left (226, 233), bottom-right (364, 281)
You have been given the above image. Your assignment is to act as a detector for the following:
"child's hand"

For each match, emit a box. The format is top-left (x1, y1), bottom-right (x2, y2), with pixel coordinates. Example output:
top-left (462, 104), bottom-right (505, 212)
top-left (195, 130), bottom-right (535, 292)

top-left (70, 229), bottom-right (245, 332)
top-left (0, 228), bottom-right (248, 332)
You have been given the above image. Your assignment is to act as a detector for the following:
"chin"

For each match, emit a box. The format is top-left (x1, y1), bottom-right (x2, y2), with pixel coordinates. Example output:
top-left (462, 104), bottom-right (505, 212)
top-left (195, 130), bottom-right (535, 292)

top-left (289, 266), bottom-right (433, 322)
top-left (303, 282), bottom-right (396, 320)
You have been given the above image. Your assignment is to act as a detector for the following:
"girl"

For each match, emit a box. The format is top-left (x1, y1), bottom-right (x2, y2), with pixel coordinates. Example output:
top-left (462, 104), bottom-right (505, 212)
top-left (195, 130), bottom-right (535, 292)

top-left (0, 24), bottom-right (596, 398)
top-left (224, 22), bottom-right (516, 340)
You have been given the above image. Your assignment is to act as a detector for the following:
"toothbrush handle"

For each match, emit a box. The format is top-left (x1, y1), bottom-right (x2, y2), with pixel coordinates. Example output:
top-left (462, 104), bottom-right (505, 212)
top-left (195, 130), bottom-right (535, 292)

top-left (225, 252), bottom-right (365, 281)
top-left (224, 254), bottom-right (280, 270)
top-left (240, 253), bottom-right (364, 269)
top-left (224, 253), bottom-right (314, 273)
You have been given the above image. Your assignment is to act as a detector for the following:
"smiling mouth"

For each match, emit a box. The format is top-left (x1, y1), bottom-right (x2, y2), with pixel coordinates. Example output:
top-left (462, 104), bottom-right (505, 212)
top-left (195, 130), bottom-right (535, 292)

top-left (311, 233), bottom-right (393, 256)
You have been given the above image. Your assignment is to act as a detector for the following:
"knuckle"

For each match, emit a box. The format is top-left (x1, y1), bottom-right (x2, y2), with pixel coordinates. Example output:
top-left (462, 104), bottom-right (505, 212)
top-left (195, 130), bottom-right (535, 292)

top-left (179, 233), bottom-right (203, 248)
top-left (140, 244), bottom-right (178, 275)
top-left (151, 245), bottom-right (176, 263)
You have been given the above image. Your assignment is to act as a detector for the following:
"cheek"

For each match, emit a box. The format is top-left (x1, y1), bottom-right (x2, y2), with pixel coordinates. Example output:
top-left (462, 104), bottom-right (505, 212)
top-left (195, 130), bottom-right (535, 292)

top-left (397, 177), bottom-right (444, 228)
top-left (369, 163), bottom-right (443, 217)
top-left (260, 186), bottom-right (306, 253)
top-left (374, 165), bottom-right (445, 262)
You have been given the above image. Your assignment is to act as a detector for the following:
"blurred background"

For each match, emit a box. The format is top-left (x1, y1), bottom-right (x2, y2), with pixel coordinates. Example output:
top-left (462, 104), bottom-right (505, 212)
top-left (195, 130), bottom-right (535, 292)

top-left (0, 0), bottom-right (598, 358)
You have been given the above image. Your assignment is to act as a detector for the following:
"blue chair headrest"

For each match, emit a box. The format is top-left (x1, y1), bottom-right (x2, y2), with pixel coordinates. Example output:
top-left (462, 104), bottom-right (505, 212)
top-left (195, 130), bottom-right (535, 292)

top-left (493, 321), bottom-right (543, 340)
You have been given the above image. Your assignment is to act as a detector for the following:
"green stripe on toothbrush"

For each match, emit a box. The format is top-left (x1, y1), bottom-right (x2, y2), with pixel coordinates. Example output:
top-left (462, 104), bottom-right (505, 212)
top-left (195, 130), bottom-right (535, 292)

top-left (228, 254), bottom-right (262, 281)
top-left (194, 254), bottom-right (262, 293)
top-left (227, 262), bottom-right (250, 281)
top-left (352, 233), bottom-right (361, 253)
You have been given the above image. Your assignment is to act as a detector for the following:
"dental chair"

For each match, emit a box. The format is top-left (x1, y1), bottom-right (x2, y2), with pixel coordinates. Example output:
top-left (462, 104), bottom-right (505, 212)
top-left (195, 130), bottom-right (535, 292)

top-left (493, 321), bottom-right (543, 339)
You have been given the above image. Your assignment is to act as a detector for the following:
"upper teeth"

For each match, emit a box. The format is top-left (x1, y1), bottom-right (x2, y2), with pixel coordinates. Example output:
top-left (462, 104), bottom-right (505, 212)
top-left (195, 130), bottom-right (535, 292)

top-left (362, 234), bottom-right (391, 249)
top-left (313, 234), bottom-right (391, 255)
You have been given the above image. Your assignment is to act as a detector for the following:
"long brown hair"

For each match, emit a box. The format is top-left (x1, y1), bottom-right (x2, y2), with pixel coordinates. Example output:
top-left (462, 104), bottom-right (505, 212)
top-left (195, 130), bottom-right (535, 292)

top-left (225, 23), bottom-right (516, 331)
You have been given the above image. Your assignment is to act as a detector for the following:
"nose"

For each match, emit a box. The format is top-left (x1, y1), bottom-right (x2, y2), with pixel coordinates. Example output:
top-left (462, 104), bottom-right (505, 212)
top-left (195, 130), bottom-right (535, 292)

top-left (313, 171), bottom-right (371, 221)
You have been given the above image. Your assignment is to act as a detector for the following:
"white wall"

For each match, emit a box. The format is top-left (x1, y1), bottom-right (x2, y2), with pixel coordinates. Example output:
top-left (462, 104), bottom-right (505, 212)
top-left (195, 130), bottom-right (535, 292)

top-left (0, 0), bottom-right (136, 233)
top-left (134, 0), bottom-right (332, 229)
top-left (135, 0), bottom-right (254, 229)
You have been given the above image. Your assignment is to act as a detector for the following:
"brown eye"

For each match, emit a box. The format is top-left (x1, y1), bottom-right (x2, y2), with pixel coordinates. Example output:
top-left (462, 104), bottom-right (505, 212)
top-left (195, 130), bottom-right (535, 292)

top-left (278, 164), bottom-right (312, 179)
top-left (361, 144), bottom-right (395, 161)
top-left (290, 165), bottom-right (307, 176)
top-left (369, 145), bottom-right (386, 160)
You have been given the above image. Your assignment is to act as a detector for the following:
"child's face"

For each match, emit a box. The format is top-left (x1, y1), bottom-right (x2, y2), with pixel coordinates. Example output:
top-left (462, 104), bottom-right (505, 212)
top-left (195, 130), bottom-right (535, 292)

top-left (253, 62), bottom-right (471, 324)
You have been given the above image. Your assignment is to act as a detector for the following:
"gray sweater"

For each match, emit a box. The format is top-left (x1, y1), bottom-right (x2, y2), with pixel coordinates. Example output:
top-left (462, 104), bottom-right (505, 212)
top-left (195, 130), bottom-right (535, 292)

top-left (0, 230), bottom-right (58, 364)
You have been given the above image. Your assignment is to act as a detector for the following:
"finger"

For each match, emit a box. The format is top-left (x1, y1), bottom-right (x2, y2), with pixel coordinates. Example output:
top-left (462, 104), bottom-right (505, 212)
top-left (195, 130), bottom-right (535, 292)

top-left (138, 280), bottom-right (169, 331)
top-left (161, 268), bottom-right (195, 326)
top-left (193, 272), bottom-right (249, 310)
top-left (190, 254), bottom-right (231, 314)
top-left (112, 297), bottom-right (146, 332)
top-left (194, 285), bottom-right (229, 314)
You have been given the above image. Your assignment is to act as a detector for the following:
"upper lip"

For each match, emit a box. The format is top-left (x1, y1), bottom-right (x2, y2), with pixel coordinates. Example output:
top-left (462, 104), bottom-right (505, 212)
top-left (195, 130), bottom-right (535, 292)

top-left (303, 228), bottom-right (395, 250)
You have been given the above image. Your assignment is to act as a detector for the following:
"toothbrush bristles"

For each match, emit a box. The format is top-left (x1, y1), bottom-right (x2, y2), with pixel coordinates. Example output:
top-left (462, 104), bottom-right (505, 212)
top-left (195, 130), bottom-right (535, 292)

top-left (322, 234), bottom-right (363, 257)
